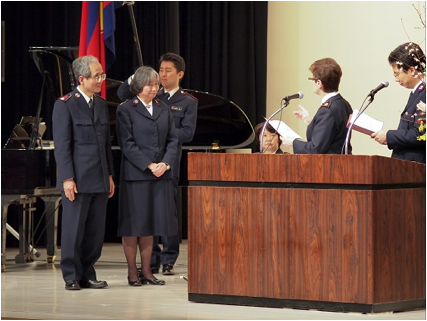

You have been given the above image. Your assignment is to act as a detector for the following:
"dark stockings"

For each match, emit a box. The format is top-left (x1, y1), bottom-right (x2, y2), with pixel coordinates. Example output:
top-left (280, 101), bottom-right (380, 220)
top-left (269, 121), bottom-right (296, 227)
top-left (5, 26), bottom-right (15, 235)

top-left (122, 235), bottom-right (154, 281)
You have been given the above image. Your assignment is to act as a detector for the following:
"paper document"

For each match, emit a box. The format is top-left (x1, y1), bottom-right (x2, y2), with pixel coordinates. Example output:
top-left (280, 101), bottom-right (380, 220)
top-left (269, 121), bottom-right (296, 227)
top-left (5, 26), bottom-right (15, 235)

top-left (267, 119), bottom-right (301, 140)
top-left (347, 110), bottom-right (383, 135)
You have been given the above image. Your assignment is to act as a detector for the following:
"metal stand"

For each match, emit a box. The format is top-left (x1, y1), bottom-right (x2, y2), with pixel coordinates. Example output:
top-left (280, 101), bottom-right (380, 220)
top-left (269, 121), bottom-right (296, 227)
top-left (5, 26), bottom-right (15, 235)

top-left (1, 188), bottom-right (61, 271)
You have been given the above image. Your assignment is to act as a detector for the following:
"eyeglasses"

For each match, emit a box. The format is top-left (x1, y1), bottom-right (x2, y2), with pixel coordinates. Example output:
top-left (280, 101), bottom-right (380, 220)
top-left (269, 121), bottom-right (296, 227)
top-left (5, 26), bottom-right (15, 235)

top-left (393, 71), bottom-right (404, 79)
top-left (308, 77), bottom-right (318, 82)
top-left (88, 73), bottom-right (107, 82)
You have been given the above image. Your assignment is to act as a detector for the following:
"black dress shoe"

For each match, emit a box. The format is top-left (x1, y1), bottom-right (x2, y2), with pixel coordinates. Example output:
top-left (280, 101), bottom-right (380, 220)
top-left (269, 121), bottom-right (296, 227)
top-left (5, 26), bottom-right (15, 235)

top-left (128, 276), bottom-right (142, 286)
top-left (79, 279), bottom-right (108, 289)
top-left (65, 280), bottom-right (81, 290)
top-left (162, 264), bottom-right (174, 275)
top-left (151, 266), bottom-right (160, 274)
top-left (140, 276), bottom-right (165, 285)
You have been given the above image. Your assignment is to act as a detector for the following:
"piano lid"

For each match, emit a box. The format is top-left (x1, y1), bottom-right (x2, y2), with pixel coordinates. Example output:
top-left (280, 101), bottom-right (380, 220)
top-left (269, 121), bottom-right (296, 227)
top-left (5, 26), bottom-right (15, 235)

top-left (183, 89), bottom-right (255, 150)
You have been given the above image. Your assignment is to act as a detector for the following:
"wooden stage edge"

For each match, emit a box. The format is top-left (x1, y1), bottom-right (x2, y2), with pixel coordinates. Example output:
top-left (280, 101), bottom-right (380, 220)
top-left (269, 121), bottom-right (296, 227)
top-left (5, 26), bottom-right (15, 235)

top-left (188, 294), bottom-right (426, 314)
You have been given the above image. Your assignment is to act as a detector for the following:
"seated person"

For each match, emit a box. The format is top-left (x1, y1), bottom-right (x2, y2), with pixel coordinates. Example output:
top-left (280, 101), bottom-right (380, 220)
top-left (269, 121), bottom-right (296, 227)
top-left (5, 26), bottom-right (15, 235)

top-left (255, 122), bottom-right (285, 154)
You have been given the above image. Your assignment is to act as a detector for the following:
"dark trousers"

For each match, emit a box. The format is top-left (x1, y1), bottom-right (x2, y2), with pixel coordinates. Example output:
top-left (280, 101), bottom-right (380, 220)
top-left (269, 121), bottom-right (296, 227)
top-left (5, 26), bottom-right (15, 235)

top-left (150, 178), bottom-right (179, 267)
top-left (60, 192), bottom-right (108, 281)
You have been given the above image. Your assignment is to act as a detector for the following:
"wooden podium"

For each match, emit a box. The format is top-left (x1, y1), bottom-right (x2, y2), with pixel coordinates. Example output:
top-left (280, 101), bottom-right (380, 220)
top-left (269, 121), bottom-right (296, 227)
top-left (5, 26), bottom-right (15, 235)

top-left (187, 153), bottom-right (426, 313)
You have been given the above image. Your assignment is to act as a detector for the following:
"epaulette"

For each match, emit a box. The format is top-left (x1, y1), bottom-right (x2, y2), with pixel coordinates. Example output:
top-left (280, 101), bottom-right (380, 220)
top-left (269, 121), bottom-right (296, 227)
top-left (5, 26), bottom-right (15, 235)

top-left (182, 90), bottom-right (198, 101)
top-left (58, 93), bottom-right (72, 101)
top-left (319, 101), bottom-right (331, 108)
top-left (119, 99), bottom-right (129, 106)
top-left (418, 84), bottom-right (425, 92)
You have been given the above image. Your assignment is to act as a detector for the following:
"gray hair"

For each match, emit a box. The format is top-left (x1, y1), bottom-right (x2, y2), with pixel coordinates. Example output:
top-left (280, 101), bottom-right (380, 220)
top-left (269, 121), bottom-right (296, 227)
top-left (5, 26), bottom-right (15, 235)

top-left (130, 66), bottom-right (160, 95)
top-left (72, 55), bottom-right (99, 79)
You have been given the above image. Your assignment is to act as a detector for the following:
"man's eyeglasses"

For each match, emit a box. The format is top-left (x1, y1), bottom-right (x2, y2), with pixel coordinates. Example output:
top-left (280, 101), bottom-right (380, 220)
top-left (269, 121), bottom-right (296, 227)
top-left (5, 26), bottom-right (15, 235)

top-left (88, 74), bottom-right (107, 82)
top-left (393, 71), bottom-right (404, 79)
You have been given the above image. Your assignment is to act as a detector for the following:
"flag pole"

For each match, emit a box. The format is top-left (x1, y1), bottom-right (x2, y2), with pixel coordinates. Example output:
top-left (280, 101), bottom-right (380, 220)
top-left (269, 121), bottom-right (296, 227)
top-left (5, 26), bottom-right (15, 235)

top-left (124, 1), bottom-right (143, 66)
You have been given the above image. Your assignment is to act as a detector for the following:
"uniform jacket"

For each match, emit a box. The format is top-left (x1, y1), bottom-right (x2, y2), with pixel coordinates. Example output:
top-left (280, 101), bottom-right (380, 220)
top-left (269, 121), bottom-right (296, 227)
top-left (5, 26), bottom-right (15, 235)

top-left (116, 97), bottom-right (179, 181)
top-left (52, 89), bottom-right (114, 193)
top-left (117, 81), bottom-right (197, 178)
top-left (293, 94), bottom-right (353, 154)
top-left (157, 87), bottom-right (197, 178)
top-left (387, 83), bottom-right (426, 164)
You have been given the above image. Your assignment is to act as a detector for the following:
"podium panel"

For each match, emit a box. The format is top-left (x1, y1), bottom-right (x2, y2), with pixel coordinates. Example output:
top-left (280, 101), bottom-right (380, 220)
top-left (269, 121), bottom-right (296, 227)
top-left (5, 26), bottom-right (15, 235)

top-left (187, 153), bottom-right (426, 313)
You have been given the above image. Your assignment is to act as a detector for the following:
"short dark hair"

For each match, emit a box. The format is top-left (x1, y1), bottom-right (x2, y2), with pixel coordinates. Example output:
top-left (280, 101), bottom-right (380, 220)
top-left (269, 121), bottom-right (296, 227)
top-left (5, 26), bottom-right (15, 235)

top-left (159, 52), bottom-right (186, 73)
top-left (254, 122), bottom-right (282, 146)
top-left (388, 42), bottom-right (426, 73)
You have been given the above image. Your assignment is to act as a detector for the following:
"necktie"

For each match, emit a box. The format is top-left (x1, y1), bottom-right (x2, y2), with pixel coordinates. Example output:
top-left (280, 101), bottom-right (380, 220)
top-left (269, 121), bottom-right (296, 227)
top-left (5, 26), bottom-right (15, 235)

top-left (164, 92), bottom-right (170, 100)
top-left (88, 98), bottom-right (93, 108)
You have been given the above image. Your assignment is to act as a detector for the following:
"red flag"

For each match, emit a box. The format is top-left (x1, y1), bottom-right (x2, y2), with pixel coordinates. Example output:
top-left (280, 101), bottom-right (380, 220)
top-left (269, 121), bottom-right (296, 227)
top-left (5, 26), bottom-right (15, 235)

top-left (79, 1), bottom-right (120, 98)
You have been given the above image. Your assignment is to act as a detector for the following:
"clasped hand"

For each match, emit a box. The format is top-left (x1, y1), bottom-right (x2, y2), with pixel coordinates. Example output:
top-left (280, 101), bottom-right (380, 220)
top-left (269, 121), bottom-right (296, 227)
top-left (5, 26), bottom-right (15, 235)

top-left (148, 162), bottom-right (168, 177)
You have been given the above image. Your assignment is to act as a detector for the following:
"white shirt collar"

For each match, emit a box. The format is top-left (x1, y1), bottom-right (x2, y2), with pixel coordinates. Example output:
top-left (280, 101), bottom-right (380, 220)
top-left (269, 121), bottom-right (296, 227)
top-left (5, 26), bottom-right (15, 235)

top-left (321, 92), bottom-right (339, 104)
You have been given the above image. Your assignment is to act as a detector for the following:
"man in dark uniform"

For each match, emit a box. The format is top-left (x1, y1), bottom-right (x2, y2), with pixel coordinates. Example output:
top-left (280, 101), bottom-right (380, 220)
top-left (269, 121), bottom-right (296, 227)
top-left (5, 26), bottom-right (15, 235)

top-left (53, 55), bottom-right (115, 290)
top-left (117, 53), bottom-right (198, 275)
top-left (371, 42), bottom-right (426, 164)
top-left (283, 58), bottom-right (353, 154)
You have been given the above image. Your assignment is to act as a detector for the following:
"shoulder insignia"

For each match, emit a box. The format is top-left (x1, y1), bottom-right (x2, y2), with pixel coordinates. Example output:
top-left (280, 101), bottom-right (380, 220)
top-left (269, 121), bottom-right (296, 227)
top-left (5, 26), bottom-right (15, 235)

top-left (58, 93), bottom-right (72, 101)
top-left (74, 92), bottom-right (81, 98)
top-left (182, 90), bottom-right (198, 101)
top-left (171, 106), bottom-right (183, 111)
top-left (133, 99), bottom-right (139, 105)
top-left (320, 101), bottom-right (331, 108)
top-left (418, 84), bottom-right (425, 92)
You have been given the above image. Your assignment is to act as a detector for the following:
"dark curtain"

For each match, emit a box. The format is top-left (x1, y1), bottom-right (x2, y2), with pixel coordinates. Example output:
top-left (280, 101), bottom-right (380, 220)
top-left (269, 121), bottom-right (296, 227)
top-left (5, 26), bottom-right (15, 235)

top-left (1, 1), bottom-right (267, 147)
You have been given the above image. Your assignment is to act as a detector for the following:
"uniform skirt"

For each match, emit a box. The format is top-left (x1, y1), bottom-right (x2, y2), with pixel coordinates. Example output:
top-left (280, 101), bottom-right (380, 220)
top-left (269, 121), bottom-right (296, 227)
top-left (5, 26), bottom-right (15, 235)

top-left (117, 179), bottom-right (178, 237)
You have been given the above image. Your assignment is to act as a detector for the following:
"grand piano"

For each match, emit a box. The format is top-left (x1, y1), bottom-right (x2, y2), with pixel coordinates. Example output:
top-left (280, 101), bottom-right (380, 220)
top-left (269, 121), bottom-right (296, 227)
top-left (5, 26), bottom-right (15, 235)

top-left (1, 46), bottom-right (255, 266)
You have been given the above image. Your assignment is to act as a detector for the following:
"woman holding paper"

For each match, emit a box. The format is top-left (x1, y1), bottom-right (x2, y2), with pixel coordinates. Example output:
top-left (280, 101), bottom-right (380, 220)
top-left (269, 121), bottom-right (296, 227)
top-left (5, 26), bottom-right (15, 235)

top-left (282, 57), bottom-right (353, 154)
top-left (371, 42), bottom-right (426, 164)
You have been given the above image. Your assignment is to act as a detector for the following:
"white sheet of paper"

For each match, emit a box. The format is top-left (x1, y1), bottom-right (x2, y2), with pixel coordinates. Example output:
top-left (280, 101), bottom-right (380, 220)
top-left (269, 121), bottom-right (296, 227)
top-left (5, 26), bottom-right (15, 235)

top-left (348, 110), bottom-right (383, 135)
top-left (267, 119), bottom-right (301, 140)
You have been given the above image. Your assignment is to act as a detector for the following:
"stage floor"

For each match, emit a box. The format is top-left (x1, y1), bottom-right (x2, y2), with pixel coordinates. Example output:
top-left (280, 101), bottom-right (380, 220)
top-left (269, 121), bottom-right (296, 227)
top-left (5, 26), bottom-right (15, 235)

top-left (1, 241), bottom-right (425, 320)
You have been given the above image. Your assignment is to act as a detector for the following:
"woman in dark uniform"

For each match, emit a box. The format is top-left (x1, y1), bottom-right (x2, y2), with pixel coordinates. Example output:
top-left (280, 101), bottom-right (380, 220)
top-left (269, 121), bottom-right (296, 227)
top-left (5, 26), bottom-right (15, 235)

top-left (116, 66), bottom-right (178, 286)
top-left (282, 58), bottom-right (353, 154)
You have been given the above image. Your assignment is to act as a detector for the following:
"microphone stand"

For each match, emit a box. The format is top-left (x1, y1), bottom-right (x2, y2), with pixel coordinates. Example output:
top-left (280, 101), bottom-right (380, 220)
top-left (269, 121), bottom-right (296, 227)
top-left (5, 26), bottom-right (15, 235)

top-left (342, 93), bottom-right (376, 155)
top-left (260, 99), bottom-right (290, 153)
top-left (28, 70), bottom-right (47, 150)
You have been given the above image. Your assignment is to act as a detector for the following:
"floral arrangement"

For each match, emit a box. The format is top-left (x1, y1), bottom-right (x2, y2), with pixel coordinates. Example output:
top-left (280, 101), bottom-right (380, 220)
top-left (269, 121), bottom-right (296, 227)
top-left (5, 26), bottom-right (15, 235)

top-left (398, 5), bottom-right (426, 142)
top-left (416, 100), bottom-right (426, 141)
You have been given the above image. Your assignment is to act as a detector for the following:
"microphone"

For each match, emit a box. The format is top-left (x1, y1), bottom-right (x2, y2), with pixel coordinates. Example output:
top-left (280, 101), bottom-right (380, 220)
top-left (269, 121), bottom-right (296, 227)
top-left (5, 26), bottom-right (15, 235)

top-left (260, 93), bottom-right (303, 153)
top-left (283, 91), bottom-right (304, 101)
top-left (369, 81), bottom-right (389, 97)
